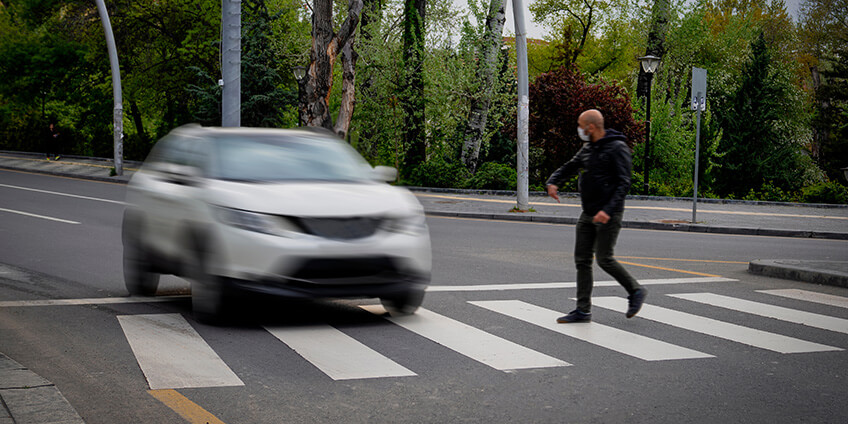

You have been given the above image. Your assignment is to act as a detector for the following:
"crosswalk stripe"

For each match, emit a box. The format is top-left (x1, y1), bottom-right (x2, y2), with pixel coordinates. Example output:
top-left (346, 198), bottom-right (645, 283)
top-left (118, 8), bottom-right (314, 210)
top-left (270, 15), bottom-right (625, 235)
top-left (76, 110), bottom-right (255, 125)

top-left (117, 314), bottom-right (244, 390)
top-left (592, 297), bottom-right (841, 354)
top-left (265, 324), bottom-right (417, 380)
top-left (360, 305), bottom-right (571, 371)
top-left (0, 296), bottom-right (187, 308)
top-left (669, 293), bottom-right (848, 335)
top-left (757, 289), bottom-right (848, 309)
top-left (468, 300), bottom-right (713, 361)
top-left (426, 277), bottom-right (736, 293)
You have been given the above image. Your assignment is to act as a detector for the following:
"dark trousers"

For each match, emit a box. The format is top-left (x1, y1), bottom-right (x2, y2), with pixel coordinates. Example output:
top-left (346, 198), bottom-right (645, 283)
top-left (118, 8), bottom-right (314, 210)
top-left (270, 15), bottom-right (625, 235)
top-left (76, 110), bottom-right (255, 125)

top-left (574, 211), bottom-right (640, 313)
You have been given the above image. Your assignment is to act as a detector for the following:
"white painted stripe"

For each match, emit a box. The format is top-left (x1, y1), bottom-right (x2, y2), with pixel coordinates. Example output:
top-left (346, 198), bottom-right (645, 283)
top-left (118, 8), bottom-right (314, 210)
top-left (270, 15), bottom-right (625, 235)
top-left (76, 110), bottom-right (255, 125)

top-left (592, 297), bottom-right (841, 354)
top-left (0, 296), bottom-right (187, 308)
top-left (265, 324), bottom-right (417, 380)
top-left (0, 183), bottom-right (126, 205)
top-left (426, 277), bottom-right (736, 293)
top-left (469, 300), bottom-right (713, 361)
top-left (0, 207), bottom-right (80, 224)
top-left (758, 289), bottom-right (848, 309)
top-left (360, 305), bottom-right (570, 371)
top-left (669, 293), bottom-right (848, 335)
top-left (117, 314), bottom-right (244, 389)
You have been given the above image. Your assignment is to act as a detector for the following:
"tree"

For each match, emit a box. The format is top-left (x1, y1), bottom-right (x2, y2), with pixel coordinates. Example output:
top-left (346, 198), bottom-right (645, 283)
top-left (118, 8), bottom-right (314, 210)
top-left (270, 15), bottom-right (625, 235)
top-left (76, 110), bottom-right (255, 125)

top-left (302, 0), bottom-right (363, 135)
top-left (713, 31), bottom-right (817, 196)
top-left (800, 0), bottom-right (848, 183)
top-left (636, 0), bottom-right (670, 101)
top-left (526, 65), bottom-right (644, 186)
top-left (460, 0), bottom-right (506, 172)
top-left (400, 0), bottom-right (426, 171)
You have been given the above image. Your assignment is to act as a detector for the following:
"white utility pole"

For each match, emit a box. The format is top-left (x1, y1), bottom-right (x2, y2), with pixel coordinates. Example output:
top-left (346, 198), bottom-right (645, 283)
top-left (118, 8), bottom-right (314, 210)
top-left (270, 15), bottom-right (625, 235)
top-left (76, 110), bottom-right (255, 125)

top-left (512, 0), bottom-right (529, 211)
top-left (94, 0), bottom-right (123, 176)
top-left (222, 0), bottom-right (241, 127)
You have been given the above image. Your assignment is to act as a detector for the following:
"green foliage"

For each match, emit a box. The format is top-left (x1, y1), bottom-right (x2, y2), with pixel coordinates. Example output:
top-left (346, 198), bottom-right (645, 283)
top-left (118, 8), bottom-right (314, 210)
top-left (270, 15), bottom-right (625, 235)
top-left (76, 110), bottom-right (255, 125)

top-left (713, 30), bottom-right (820, 196)
top-left (466, 161), bottom-right (516, 190)
top-left (800, 181), bottom-right (848, 204)
top-left (406, 155), bottom-right (470, 188)
top-left (742, 181), bottom-right (798, 202)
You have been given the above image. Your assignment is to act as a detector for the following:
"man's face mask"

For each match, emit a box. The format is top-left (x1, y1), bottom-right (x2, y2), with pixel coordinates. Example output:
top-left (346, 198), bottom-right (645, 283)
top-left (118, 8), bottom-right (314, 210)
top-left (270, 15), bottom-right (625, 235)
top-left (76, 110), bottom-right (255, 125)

top-left (577, 126), bottom-right (590, 142)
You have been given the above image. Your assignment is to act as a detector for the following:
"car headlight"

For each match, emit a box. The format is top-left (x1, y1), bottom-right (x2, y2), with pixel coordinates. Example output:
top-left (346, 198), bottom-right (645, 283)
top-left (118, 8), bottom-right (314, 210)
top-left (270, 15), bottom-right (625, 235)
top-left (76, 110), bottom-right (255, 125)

top-left (382, 213), bottom-right (428, 236)
top-left (212, 206), bottom-right (300, 237)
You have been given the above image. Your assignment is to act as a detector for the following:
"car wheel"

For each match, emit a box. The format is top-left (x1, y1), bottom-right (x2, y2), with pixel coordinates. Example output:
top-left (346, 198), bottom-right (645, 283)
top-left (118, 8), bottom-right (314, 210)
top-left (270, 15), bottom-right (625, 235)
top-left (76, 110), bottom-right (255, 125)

top-left (189, 235), bottom-right (230, 324)
top-left (122, 220), bottom-right (160, 296)
top-left (380, 289), bottom-right (425, 316)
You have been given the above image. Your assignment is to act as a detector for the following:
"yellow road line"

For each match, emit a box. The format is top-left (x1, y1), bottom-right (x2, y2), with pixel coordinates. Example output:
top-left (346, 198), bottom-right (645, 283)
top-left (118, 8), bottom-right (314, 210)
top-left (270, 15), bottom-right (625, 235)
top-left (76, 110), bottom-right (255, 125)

top-left (0, 154), bottom-right (139, 171)
top-left (148, 389), bottom-right (226, 424)
top-left (0, 167), bottom-right (128, 185)
top-left (416, 193), bottom-right (848, 221)
top-left (618, 256), bottom-right (748, 265)
top-left (618, 260), bottom-right (721, 278)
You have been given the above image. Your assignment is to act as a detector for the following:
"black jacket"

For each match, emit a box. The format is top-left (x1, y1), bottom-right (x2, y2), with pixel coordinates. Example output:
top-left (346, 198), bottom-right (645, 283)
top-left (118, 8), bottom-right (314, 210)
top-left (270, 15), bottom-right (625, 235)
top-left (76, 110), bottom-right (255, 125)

top-left (545, 129), bottom-right (632, 216)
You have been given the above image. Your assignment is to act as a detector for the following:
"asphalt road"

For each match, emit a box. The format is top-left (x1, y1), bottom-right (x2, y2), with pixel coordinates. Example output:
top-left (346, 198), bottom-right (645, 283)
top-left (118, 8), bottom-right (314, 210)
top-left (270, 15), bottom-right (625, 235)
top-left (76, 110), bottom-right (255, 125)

top-left (2, 169), bottom-right (848, 423)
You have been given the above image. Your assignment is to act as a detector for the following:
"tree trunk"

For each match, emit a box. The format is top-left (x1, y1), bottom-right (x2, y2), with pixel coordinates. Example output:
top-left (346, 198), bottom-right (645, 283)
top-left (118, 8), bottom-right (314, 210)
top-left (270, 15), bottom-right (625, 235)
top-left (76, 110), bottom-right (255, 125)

top-left (401, 0), bottom-right (426, 171)
top-left (334, 40), bottom-right (357, 139)
top-left (637, 0), bottom-right (670, 101)
top-left (128, 99), bottom-right (148, 143)
top-left (303, 0), bottom-right (363, 131)
top-left (461, 0), bottom-right (506, 172)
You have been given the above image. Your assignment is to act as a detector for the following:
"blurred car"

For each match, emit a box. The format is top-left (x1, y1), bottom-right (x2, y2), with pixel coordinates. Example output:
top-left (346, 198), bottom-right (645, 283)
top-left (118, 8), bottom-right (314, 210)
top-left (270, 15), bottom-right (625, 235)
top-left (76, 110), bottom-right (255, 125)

top-left (122, 125), bottom-right (431, 323)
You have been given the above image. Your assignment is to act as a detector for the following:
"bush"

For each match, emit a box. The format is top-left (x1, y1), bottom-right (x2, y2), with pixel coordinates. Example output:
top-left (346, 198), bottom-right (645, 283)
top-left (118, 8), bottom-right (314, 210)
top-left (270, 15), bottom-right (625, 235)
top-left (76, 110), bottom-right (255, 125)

top-left (466, 162), bottom-right (517, 190)
top-left (742, 181), bottom-right (799, 202)
top-left (406, 156), bottom-right (470, 188)
top-left (800, 181), bottom-right (848, 204)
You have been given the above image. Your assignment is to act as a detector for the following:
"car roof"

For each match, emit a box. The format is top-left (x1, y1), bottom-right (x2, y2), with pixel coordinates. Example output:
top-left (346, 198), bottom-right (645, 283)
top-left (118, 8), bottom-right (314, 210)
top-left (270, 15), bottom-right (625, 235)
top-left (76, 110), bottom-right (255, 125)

top-left (170, 125), bottom-right (338, 140)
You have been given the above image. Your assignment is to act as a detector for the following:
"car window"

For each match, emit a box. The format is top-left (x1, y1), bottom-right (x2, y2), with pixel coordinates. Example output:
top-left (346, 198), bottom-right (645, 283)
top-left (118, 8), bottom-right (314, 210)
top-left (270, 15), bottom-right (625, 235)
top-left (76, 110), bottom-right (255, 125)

top-left (211, 135), bottom-right (372, 182)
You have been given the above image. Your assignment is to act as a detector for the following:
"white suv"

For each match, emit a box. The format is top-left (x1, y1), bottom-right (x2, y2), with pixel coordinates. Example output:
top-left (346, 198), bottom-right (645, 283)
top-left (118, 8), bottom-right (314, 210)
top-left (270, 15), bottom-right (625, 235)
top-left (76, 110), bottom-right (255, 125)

top-left (122, 125), bottom-right (431, 323)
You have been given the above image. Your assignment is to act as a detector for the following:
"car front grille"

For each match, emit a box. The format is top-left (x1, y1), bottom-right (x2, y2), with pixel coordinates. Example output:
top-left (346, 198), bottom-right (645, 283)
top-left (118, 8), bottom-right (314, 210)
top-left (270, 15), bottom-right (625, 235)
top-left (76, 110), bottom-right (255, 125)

top-left (293, 217), bottom-right (382, 240)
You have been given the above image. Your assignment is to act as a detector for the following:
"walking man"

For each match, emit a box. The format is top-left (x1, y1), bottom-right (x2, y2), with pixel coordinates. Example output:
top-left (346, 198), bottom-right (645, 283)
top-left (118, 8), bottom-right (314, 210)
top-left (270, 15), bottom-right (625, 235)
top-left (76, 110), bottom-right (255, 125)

top-left (545, 109), bottom-right (646, 323)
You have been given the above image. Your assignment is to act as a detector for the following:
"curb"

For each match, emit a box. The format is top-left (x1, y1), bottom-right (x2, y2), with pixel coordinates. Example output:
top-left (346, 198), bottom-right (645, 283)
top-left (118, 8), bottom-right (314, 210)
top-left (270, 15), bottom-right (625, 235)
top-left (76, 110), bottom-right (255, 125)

top-left (0, 353), bottom-right (84, 424)
top-left (748, 260), bottom-right (848, 289)
top-left (425, 211), bottom-right (848, 240)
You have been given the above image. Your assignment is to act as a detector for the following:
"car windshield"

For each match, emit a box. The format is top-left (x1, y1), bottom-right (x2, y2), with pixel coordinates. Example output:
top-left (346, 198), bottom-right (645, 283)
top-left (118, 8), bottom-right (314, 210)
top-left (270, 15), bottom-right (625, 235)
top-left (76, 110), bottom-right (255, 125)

top-left (211, 134), bottom-right (373, 182)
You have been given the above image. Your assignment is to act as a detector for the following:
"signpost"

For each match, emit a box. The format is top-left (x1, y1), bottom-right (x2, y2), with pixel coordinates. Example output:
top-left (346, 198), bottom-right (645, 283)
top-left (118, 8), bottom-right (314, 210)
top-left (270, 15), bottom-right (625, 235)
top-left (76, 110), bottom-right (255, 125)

top-left (691, 67), bottom-right (707, 223)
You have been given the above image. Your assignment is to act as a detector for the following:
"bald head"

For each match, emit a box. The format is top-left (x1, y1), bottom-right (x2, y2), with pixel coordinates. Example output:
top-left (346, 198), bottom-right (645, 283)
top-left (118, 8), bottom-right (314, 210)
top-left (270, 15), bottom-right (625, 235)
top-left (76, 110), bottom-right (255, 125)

top-left (577, 109), bottom-right (606, 142)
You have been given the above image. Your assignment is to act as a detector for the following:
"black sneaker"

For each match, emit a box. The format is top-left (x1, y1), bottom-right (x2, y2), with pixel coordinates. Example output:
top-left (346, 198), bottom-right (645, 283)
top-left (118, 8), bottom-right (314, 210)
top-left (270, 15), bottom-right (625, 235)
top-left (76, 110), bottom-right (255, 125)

top-left (556, 309), bottom-right (591, 323)
top-left (626, 288), bottom-right (647, 318)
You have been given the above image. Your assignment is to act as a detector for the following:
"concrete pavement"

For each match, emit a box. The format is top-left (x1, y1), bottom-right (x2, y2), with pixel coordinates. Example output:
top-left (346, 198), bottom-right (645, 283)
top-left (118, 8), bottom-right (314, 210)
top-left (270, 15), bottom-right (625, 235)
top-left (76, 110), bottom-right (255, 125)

top-left (1, 150), bottom-right (847, 422)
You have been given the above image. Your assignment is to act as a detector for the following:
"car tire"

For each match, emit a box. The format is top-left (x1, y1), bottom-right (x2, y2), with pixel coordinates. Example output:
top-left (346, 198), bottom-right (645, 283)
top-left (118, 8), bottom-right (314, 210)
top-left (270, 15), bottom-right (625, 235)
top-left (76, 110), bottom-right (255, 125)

top-left (380, 289), bottom-right (425, 316)
top-left (122, 218), bottom-right (160, 296)
top-left (189, 234), bottom-right (230, 324)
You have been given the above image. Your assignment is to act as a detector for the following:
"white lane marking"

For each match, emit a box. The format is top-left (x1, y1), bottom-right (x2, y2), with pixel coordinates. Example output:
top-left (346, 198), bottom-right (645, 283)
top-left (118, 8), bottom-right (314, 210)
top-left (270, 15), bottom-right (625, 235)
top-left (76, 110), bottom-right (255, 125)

top-left (469, 300), bottom-right (713, 361)
top-left (360, 305), bottom-right (570, 371)
top-left (117, 314), bottom-right (244, 390)
top-left (0, 183), bottom-right (126, 205)
top-left (592, 297), bottom-right (841, 354)
top-left (669, 293), bottom-right (848, 335)
top-left (0, 296), bottom-right (187, 308)
top-left (426, 277), bottom-right (736, 292)
top-left (265, 324), bottom-right (417, 380)
top-left (758, 289), bottom-right (848, 309)
top-left (0, 207), bottom-right (80, 224)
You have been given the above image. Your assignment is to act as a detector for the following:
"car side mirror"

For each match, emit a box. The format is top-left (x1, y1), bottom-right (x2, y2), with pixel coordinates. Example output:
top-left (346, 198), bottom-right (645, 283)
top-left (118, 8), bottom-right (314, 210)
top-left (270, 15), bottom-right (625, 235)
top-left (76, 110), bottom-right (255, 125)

top-left (372, 166), bottom-right (398, 182)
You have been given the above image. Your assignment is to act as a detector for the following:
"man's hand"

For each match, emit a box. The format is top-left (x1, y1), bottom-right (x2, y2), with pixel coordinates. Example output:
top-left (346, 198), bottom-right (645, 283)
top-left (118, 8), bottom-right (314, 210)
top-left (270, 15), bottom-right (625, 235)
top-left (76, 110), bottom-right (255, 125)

top-left (593, 210), bottom-right (610, 224)
top-left (546, 184), bottom-right (560, 203)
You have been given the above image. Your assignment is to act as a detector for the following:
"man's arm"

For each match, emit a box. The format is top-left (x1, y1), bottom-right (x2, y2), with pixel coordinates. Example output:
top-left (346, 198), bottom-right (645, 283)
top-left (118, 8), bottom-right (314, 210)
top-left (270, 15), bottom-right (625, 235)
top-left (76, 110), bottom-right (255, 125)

top-left (545, 145), bottom-right (585, 203)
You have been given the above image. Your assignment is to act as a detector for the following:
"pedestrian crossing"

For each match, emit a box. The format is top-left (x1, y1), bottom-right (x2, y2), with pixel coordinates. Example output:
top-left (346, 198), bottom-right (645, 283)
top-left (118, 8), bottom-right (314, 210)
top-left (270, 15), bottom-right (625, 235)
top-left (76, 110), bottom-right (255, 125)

top-left (116, 287), bottom-right (848, 390)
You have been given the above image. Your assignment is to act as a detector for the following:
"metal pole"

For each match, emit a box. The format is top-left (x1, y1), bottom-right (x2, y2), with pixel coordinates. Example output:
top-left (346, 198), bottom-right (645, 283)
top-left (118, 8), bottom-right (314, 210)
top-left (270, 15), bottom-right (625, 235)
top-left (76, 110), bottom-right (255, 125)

top-left (222, 0), bottom-right (241, 127)
top-left (693, 109), bottom-right (701, 223)
top-left (512, 0), bottom-right (529, 211)
top-left (643, 73), bottom-right (652, 195)
top-left (94, 0), bottom-right (123, 176)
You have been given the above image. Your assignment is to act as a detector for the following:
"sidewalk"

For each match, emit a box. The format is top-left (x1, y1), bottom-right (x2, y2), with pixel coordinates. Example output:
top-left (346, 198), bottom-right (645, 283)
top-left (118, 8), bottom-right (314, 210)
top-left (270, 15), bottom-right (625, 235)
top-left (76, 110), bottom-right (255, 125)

top-left (1, 150), bottom-right (847, 422)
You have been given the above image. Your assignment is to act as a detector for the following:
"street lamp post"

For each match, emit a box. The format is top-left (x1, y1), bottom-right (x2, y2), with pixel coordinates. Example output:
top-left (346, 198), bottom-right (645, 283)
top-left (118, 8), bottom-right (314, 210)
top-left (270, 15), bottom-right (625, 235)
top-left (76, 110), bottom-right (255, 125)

top-left (292, 65), bottom-right (306, 127)
top-left (639, 55), bottom-right (661, 195)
